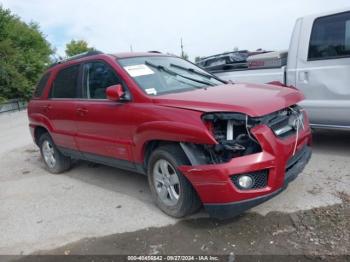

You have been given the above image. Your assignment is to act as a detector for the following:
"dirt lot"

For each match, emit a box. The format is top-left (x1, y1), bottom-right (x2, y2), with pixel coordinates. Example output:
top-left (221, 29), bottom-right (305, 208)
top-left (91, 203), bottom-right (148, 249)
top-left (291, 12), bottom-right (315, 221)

top-left (0, 110), bottom-right (349, 259)
top-left (36, 192), bottom-right (350, 259)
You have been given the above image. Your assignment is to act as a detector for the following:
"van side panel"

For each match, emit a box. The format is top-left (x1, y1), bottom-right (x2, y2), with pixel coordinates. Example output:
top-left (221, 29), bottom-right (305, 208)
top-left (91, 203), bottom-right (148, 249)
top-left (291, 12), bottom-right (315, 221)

top-left (295, 12), bottom-right (350, 128)
top-left (286, 17), bottom-right (303, 87)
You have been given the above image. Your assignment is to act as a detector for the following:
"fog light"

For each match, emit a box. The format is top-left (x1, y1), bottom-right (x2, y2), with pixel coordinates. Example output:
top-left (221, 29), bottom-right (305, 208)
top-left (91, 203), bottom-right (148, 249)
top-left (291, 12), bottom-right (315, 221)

top-left (238, 175), bottom-right (254, 189)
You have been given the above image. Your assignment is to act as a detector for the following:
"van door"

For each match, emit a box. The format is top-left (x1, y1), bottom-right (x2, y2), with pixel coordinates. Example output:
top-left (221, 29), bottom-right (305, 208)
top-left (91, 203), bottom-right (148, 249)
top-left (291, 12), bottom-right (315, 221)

top-left (296, 11), bottom-right (350, 128)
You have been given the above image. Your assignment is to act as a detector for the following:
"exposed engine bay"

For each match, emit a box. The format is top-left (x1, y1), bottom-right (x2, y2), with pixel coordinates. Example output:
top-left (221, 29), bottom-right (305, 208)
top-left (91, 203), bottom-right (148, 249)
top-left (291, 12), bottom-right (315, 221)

top-left (181, 105), bottom-right (304, 165)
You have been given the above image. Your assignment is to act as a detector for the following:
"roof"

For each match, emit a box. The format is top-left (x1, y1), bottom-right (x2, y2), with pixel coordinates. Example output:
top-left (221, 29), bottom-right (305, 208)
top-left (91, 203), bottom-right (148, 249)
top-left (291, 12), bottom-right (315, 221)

top-left (247, 50), bottom-right (288, 61)
top-left (111, 52), bottom-right (171, 59)
top-left (198, 50), bottom-right (249, 62)
top-left (47, 51), bottom-right (172, 70)
top-left (301, 7), bottom-right (350, 20)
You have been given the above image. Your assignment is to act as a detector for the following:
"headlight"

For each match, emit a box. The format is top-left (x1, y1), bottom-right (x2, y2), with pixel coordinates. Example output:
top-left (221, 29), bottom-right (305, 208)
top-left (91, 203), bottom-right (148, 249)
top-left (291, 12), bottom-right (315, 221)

top-left (201, 112), bottom-right (261, 157)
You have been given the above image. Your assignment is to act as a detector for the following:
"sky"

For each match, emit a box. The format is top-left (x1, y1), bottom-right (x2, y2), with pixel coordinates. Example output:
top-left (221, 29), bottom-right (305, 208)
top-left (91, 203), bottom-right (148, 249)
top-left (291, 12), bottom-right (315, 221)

top-left (1, 0), bottom-right (350, 60)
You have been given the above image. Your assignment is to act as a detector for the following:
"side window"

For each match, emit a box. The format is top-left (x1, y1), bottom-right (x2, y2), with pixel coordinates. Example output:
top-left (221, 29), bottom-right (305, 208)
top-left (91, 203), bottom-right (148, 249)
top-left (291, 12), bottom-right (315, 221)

top-left (50, 65), bottom-right (80, 98)
top-left (308, 12), bottom-right (350, 60)
top-left (82, 61), bottom-right (121, 99)
top-left (33, 72), bottom-right (51, 98)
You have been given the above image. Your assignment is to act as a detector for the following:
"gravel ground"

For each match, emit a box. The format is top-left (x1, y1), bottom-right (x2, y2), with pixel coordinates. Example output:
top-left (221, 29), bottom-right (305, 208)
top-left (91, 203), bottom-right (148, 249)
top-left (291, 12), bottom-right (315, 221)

top-left (31, 192), bottom-right (349, 258)
top-left (0, 110), bottom-right (349, 258)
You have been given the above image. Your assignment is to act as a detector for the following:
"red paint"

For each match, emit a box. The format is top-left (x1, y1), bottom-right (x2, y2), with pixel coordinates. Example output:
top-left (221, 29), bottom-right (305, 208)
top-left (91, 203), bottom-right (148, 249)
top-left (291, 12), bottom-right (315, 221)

top-left (106, 84), bottom-right (124, 101)
top-left (28, 52), bottom-right (312, 205)
top-left (179, 123), bottom-right (311, 203)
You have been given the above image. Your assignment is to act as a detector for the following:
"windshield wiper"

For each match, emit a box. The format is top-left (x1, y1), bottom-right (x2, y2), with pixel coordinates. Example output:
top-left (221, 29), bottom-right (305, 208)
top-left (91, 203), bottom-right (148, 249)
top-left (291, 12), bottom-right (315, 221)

top-left (169, 63), bottom-right (226, 83)
top-left (145, 61), bottom-right (215, 87)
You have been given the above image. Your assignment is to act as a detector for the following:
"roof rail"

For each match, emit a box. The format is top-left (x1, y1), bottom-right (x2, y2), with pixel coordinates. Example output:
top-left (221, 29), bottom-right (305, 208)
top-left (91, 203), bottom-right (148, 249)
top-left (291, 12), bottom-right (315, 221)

top-left (48, 50), bottom-right (104, 68)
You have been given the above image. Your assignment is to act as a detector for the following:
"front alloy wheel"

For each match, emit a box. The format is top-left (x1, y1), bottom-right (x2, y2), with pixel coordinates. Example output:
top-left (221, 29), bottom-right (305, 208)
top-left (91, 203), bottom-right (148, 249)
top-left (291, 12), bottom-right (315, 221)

top-left (153, 159), bottom-right (180, 206)
top-left (148, 144), bottom-right (201, 218)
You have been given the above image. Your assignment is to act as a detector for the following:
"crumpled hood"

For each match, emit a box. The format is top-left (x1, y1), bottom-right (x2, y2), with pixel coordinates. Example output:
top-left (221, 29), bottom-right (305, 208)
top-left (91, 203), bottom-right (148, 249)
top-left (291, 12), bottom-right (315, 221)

top-left (152, 83), bottom-right (304, 117)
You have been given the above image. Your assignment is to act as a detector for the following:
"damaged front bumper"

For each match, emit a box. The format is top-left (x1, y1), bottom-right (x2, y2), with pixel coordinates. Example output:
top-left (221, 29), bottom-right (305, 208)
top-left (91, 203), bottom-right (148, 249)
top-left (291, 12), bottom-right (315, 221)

top-left (204, 145), bottom-right (311, 219)
top-left (178, 124), bottom-right (312, 219)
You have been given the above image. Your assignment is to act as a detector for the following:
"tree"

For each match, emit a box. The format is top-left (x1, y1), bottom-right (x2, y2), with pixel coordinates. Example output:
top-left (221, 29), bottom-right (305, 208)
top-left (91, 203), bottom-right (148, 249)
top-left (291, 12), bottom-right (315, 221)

top-left (0, 6), bottom-right (53, 101)
top-left (65, 39), bottom-right (94, 57)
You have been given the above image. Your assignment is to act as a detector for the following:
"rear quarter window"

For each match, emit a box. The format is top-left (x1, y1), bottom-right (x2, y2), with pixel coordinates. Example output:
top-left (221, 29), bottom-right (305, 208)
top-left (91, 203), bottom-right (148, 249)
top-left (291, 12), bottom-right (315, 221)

top-left (33, 72), bottom-right (51, 98)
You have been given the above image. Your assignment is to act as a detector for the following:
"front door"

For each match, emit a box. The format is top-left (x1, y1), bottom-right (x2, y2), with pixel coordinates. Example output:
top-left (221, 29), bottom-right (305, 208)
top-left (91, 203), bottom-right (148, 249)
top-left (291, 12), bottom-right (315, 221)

top-left (297, 11), bottom-right (350, 128)
top-left (74, 60), bottom-right (134, 169)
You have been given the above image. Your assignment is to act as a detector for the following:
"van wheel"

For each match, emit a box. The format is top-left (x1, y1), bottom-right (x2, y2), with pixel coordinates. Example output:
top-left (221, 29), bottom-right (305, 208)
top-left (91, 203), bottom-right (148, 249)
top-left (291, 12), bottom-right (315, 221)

top-left (148, 144), bottom-right (201, 217)
top-left (39, 133), bottom-right (71, 174)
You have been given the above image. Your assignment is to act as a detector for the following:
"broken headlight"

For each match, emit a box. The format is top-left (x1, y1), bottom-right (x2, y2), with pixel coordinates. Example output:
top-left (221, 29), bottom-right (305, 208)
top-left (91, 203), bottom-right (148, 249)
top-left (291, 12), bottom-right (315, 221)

top-left (202, 112), bottom-right (262, 163)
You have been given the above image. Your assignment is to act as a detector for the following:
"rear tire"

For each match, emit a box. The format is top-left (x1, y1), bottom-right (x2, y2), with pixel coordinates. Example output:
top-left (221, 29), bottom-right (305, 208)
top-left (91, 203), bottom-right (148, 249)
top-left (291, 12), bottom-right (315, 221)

top-left (147, 144), bottom-right (201, 217)
top-left (39, 133), bottom-right (71, 174)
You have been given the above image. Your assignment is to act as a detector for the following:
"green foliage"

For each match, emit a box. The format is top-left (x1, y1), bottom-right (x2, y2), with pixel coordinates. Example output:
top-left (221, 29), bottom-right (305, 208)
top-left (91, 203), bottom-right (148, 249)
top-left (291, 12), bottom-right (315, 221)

top-left (0, 6), bottom-right (53, 100)
top-left (65, 39), bottom-right (95, 57)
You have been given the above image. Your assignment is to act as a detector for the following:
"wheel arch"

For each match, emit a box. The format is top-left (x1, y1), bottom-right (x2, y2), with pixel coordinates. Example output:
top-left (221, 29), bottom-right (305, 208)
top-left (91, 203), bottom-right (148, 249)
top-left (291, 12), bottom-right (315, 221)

top-left (143, 140), bottom-right (183, 170)
top-left (34, 126), bottom-right (50, 145)
top-left (133, 121), bottom-right (217, 168)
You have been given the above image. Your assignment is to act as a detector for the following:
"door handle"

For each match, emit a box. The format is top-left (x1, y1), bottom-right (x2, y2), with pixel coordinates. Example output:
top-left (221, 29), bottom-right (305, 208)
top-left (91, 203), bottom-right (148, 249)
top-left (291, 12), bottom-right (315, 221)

top-left (76, 107), bottom-right (88, 116)
top-left (41, 104), bottom-right (52, 113)
top-left (299, 71), bottom-right (309, 84)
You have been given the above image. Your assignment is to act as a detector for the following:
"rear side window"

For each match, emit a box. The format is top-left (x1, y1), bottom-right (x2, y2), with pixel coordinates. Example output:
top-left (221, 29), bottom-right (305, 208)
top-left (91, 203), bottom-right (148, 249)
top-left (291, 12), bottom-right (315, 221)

top-left (33, 72), bottom-right (50, 98)
top-left (50, 65), bottom-right (80, 98)
top-left (308, 11), bottom-right (350, 60)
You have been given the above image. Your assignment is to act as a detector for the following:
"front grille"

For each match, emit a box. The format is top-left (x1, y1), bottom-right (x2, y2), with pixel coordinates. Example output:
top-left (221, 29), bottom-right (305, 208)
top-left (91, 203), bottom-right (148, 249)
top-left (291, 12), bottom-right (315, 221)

top-left (252, 105), bottom-right (304, 138)
top-left (231, 170), bottom-right (269, 190)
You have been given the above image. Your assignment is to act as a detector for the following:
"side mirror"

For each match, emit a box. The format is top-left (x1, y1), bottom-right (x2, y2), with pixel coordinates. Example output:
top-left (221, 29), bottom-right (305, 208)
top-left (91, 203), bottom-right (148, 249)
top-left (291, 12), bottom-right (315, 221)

top-left (106, 84), bottom-right (124, 101)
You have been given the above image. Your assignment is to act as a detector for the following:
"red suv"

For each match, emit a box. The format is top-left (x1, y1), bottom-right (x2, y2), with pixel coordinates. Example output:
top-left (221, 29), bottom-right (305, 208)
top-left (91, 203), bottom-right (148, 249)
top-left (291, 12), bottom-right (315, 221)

top-left (28, 51), bottom-right (312, 219)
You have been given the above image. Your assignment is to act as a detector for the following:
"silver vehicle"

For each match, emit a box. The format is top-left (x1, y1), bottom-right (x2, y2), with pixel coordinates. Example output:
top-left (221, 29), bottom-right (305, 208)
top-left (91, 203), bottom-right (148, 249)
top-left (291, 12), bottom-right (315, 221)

top-left (212, 8), bottom-right (350, 130)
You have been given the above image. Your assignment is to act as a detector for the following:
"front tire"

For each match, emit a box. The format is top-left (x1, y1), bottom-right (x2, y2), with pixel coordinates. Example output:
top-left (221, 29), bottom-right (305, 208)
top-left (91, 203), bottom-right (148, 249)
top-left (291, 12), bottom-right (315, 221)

top-left (147, 144), bottom-right (201, 217)
top-left (39, 133), bottom-right (71, 174)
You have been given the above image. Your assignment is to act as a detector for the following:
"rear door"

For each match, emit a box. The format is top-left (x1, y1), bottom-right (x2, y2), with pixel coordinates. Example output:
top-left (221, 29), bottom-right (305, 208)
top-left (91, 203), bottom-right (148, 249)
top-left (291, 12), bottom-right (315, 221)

top-left (296, 11), bottom-right (350, 127)
top-left (46, 64), bottom-right (81, 151)
top-left (74, 60), bottom-right (134, 169)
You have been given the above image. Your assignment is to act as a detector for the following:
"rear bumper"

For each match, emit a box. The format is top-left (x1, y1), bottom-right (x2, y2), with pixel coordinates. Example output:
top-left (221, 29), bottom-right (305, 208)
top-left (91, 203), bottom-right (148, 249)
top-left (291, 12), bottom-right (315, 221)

top-left (204, 146), bottom-right (311, 219)
top-left (178, 124), bottom-right (312, 219)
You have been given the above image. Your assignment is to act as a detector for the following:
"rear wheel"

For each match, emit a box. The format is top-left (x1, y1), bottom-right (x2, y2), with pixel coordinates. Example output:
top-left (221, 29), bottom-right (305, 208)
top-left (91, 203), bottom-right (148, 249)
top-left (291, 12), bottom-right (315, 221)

top-left (39, 133), bottom-right (71, 174)
top-left (148, 144), bottom-right (201, 217)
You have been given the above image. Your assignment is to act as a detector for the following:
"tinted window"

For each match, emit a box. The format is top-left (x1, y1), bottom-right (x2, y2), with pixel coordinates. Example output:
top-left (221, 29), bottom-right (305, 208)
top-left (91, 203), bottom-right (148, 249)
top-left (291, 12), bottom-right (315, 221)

top-left (50, 65), bottom-right (80, 98)
top-left (309, 12), bottom-right (350, 60)
top-left (33, 72), bottom-right (50, 98)
top-left (82, 62), bottom-right (121, 99)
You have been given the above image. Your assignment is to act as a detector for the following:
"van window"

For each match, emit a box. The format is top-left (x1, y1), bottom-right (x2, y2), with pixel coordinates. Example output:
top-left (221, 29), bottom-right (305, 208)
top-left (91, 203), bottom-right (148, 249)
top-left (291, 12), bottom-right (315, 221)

top-left (308, 12), bottom-right (350, 60)
top-left (33, 72), bottom-right (50, 98)
top-left (82, 61), bottom-right (121, 99)
top-left (50, 65), bottom-right (80, 98)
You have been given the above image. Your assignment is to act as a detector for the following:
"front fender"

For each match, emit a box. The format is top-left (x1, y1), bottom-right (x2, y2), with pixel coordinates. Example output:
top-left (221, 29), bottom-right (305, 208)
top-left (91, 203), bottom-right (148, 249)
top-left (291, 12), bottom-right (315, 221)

top-left (133, 121), bottom-right (217, 163)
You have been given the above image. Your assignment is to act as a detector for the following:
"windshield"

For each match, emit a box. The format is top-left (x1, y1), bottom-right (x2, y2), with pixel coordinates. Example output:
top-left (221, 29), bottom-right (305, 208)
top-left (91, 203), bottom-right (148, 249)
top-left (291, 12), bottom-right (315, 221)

top-left (118, 56), bottom-right (224, 96)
